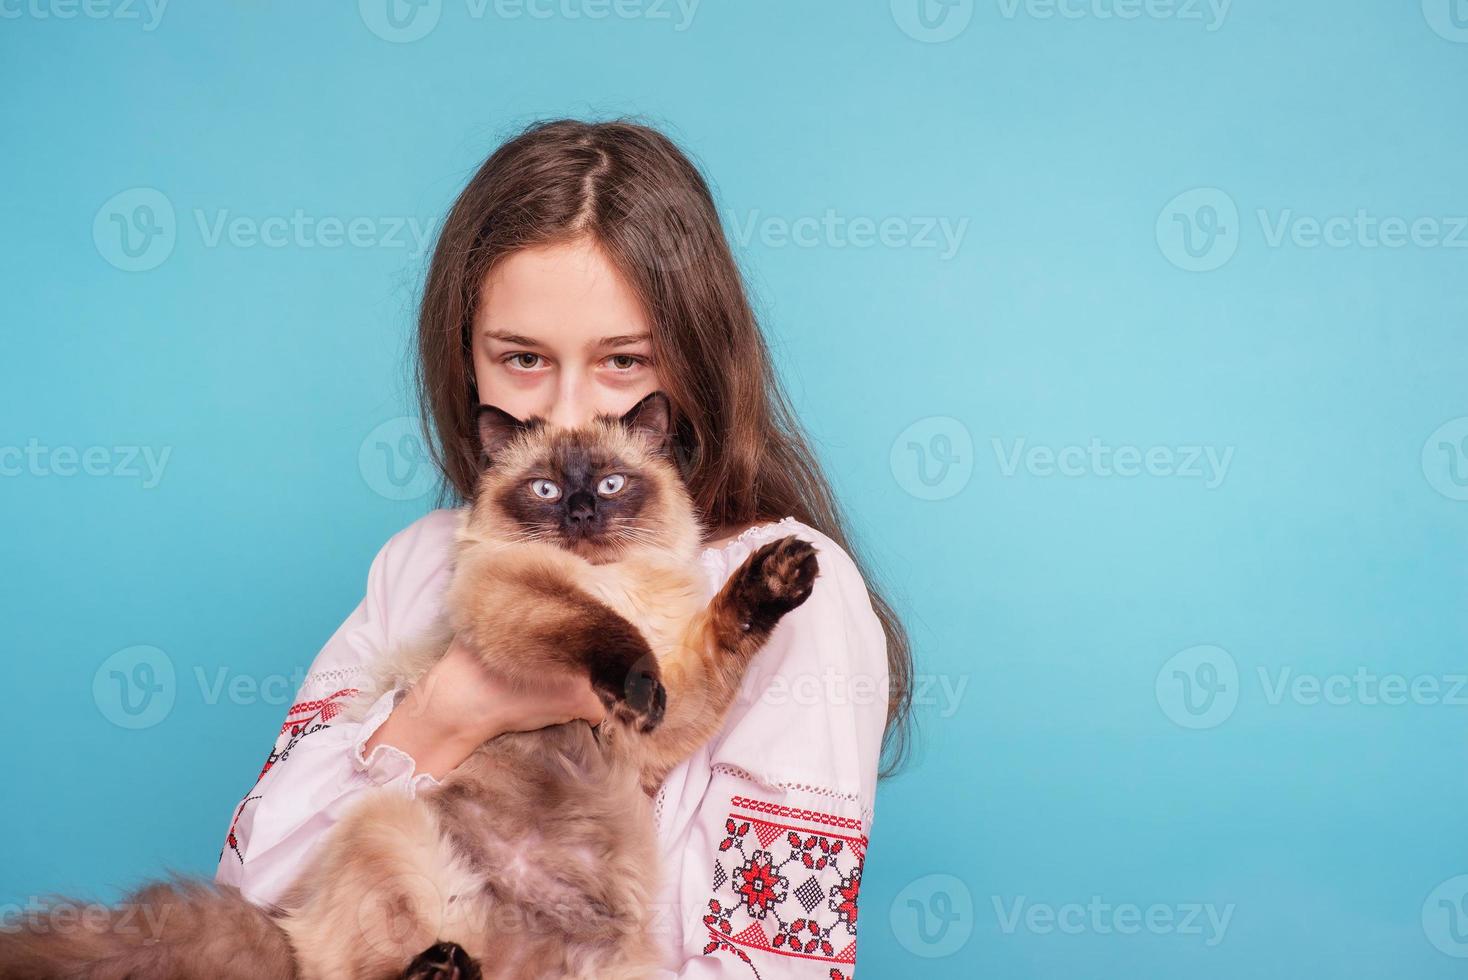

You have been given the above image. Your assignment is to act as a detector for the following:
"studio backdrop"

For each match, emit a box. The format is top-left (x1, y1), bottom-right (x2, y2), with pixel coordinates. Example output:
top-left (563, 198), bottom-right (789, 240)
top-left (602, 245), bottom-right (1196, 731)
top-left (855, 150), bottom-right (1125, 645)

top-left (2, 3), bottom-right (1466, 978)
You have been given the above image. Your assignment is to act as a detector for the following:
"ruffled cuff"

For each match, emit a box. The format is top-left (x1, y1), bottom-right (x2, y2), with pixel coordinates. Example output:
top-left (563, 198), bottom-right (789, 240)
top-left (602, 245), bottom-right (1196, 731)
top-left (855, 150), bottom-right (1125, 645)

top-left (349, 687), bottom-right (442, 797)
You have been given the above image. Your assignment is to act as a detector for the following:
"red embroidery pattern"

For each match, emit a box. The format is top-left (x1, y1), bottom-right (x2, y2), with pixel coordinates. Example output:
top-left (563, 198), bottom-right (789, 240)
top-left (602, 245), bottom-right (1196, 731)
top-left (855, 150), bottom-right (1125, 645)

top-left (254, 687), bottom-right (358, 781)
top-left (218, 687), bottom-right (358, 864)
top-left (703, 796), bottom-right (867, 974)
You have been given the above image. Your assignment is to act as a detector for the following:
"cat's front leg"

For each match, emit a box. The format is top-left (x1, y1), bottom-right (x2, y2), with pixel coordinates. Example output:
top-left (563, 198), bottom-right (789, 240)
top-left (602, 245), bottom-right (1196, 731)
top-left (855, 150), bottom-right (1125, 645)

top-left (448, 553), bottom-right (668, 734)
top-left (635, 535), bottom-right (819, 787)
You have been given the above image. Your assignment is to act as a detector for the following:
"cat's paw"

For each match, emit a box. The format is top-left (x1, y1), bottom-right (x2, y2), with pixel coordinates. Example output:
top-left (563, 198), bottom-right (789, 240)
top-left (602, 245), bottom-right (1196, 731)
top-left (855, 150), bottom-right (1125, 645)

top-left (402, 941), bottom-right (481, 980)
top-left (731, 535), bottom-right (820, 636)
top-left (604, 661), bottom-right (667, 734)
top-left (588, 638), bottom-right (667, 735)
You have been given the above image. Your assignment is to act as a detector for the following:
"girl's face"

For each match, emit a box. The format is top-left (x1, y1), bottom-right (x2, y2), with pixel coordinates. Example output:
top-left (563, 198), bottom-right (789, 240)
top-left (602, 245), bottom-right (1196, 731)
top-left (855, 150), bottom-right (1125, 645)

top-left (471, 236), bottom-right (663, 431)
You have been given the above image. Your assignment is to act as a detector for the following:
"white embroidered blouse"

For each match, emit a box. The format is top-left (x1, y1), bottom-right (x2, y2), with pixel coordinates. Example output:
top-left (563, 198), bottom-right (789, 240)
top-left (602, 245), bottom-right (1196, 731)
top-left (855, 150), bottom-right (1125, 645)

top-left (215, 509), bottom-right (888, 977)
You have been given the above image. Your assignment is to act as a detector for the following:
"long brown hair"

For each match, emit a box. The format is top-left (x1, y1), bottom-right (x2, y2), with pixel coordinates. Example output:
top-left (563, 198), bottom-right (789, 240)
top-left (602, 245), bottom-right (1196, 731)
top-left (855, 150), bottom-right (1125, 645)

top-left (413, 117), bottom-right (913, 778)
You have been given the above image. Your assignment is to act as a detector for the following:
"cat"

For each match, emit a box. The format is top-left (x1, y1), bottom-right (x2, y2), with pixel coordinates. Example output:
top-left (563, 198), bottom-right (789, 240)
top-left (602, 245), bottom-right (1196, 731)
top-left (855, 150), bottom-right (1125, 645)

top-left (0, 391), bottom-right (819, 980)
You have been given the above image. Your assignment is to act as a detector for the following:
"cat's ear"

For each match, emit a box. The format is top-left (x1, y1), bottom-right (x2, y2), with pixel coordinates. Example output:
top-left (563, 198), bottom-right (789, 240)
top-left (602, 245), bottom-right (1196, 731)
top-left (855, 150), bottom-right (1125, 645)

top-left (475, 403), bottom-right (531, 466)
top-left (618, 391), bottom-right (673, 456)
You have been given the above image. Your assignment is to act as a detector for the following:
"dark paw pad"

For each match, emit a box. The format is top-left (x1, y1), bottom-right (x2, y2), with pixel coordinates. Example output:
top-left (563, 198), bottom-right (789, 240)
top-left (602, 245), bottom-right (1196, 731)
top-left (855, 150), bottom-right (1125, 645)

top-left (604, 663), bottom-right (667, 733)
top-left (735, 535), bottom-right (820, 633)
top-left (403, 940), bottom-right (480, 980)
top-left (591, 653), bottom-right (666, 733)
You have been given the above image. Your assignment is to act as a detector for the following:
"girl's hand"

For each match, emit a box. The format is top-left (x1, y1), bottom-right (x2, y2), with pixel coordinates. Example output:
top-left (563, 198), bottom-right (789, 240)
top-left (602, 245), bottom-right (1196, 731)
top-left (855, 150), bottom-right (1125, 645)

top-left (362, 635), bottom-right (607, 779)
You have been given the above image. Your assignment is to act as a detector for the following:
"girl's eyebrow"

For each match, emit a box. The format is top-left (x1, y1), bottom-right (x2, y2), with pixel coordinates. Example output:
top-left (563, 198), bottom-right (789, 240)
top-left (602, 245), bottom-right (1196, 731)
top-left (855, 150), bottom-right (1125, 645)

top-left (595, 333), bottom-right (651, 349)
top-left (482, 329), bottom-right (542, 346)
top-left (482, 329), bottom-right (650, 349)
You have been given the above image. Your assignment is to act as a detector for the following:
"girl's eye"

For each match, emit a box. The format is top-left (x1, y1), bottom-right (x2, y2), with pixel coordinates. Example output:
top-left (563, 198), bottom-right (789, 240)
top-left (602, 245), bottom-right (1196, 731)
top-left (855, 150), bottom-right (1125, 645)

top-left (606, 354), bottom-right (646, 371)
top-left (597, 474), bottom-right (626, 495)
top-left (506, 353), bottom-right (545, 371)
top-left (530, 479), bottom-right (561, 500)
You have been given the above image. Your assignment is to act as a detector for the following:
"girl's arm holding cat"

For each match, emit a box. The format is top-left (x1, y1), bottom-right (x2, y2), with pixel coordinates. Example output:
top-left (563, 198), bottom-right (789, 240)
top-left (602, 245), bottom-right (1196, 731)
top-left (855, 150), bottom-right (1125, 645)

top-left (215, 510), bottom-right (602, 904)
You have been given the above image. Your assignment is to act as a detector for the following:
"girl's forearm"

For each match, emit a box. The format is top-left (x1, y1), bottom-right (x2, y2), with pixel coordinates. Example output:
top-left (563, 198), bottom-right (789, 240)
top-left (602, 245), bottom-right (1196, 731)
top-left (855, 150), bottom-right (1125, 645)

top-left (362, 692), bottom-right (488, 780)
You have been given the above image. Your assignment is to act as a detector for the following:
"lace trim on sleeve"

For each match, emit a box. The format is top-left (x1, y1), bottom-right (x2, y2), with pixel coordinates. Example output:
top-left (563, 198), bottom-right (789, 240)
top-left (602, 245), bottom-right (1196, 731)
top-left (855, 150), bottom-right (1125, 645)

top-left (711, 762), bottom-right (872, 827)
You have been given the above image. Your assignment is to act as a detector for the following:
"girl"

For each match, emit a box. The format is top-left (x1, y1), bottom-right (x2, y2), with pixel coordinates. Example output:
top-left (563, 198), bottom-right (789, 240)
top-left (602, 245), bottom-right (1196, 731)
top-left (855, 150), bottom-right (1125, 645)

top-left (215, 118), bottom-right (914, 978)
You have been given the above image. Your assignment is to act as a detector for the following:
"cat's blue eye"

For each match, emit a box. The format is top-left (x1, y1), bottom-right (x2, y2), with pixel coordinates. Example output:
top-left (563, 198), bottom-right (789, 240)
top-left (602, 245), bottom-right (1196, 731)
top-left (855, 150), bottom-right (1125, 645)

top-left (530, 478), bottom-right (561, 500)
top-left (597, 474), bottom-right (626, 496)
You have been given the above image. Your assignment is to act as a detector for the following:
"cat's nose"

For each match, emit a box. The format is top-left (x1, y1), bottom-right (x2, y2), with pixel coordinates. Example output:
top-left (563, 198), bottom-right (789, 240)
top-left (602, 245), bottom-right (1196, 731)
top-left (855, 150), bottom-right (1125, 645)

top-left (566, 490), bottom-right (597, 526)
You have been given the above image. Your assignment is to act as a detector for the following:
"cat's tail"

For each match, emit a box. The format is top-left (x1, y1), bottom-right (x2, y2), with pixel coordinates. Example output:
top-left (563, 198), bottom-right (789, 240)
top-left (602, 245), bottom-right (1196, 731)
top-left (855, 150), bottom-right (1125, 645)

top-left (0, 873), bottom-right (297, 979)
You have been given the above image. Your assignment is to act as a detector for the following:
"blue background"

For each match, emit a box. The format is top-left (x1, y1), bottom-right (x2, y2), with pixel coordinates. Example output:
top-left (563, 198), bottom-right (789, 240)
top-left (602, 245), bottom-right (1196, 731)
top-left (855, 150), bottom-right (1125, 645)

top-left (2, 2), bottom-right (1466, 976)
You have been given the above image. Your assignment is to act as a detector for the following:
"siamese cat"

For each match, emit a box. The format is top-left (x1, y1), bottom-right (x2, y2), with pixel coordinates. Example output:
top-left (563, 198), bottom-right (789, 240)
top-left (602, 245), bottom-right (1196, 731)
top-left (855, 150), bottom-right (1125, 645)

top-left (0, 391), bottom-right (819, 980)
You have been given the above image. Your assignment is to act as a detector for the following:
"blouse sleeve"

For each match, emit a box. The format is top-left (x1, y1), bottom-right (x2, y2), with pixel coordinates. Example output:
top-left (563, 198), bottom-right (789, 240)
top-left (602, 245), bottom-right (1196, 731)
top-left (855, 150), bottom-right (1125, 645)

top-left (650, 524), bottom-right (889, 979)
top-left (214, 511), bottom-right (458, 907)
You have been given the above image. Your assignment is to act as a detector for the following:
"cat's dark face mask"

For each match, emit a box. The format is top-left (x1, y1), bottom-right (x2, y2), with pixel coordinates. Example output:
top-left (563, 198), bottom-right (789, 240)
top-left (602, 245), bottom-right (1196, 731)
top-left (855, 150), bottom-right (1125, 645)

top-left (473, 391), bottom-right (678, 559)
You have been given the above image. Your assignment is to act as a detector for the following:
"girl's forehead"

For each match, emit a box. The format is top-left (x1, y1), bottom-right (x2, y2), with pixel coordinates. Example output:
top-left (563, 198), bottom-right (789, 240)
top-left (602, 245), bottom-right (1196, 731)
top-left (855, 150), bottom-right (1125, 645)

top-left (475, 240), bottom-right (653, 352)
